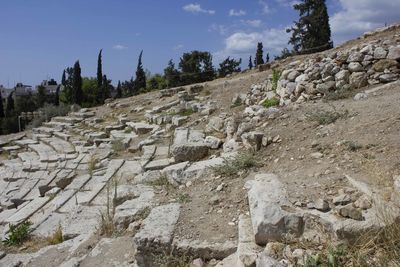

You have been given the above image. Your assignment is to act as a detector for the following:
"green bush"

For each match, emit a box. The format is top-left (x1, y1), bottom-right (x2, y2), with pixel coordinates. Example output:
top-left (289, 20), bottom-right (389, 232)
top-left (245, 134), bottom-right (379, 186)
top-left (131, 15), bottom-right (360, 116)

top-left (213, 152), bottom-right (261, 177)
top-left (272, 69), bottom-right (281, 92)
top-left (3, 221), bottom-right (32, 246)
top-left (262, 97), bottom-right (280, 108)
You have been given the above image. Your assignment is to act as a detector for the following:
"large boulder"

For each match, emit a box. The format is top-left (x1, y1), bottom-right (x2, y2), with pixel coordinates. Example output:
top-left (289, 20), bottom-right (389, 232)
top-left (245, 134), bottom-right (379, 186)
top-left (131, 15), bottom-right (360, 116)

top-left (349, 72), bottom-right (368, 88)
top-left (373, 47), bottom-right (388, 59)
top-left (372, 59), bottom-right (398, 72)
top-left (245, 173), bottom-right (304, 245)
top-left (387, 45), bottom-right (400, 60)
top-left (171, 128), bottom-right (208, 162)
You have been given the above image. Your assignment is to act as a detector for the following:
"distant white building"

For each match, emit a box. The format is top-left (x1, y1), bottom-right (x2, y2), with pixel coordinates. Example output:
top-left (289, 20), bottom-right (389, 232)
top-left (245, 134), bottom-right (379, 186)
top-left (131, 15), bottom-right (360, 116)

top-left (14, 83), bottom-right (33, 96)
top-left (36, 79), bottom-right (60, 95)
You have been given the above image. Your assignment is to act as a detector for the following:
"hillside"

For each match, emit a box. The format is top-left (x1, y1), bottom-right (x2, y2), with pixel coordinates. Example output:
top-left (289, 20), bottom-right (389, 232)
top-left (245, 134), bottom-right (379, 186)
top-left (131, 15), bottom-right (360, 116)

top-left (0, 23), bottom-right (399, 267)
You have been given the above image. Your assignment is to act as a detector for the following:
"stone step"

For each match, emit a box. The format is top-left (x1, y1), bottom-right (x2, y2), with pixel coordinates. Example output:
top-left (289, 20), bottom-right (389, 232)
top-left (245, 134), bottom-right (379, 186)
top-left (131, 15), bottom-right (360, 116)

top-left (133, 203), bottom-right (181, 266)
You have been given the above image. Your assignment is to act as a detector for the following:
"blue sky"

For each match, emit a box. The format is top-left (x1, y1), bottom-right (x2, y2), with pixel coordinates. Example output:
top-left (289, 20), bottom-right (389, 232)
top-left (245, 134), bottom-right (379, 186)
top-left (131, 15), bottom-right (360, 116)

top-left (1, 0), bottom-right (399, 87)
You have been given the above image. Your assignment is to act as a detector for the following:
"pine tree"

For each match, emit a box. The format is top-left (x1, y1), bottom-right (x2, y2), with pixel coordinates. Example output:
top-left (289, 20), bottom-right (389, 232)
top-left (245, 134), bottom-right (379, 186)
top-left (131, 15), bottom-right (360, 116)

top-left (266, 53), bottom-right (270, 63)
top-left (288, 0), bottom-right (332, 53)
top-left (164, 60), bottom-right (180, 88)
top-left (97, 49), bottom-right (103, 89)
top-left (255, 42), bottom-right (264, 66)
top-left (134, 50), bottom-right (146, 94)
top-left (6, 92), bottom-right (15, 117)
top-left (72, 61), bottom-right (83, 105)
top-left (218, 57), bottom-right (242, 78)
top-left (248, 56), bottom-right (253, 70)
top-left (0, 91), bottom-right (5, 118)
top-left (61, 70), bottom-right (66, 86)
top-left (116, 81), bottom-right (122, 98)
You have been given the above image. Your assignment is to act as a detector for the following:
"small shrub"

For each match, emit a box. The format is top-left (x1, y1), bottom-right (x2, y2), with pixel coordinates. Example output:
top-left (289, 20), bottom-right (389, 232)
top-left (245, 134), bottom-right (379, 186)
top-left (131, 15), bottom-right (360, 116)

top-left (324, 88), bottom-right (353, 101)
top-left (343, 141), bottom-right (362, 152)
top-left (213, 152), bottom-right (261, 177)
top-left (177, 193), bottom-right (191, 204)
top-left (307, 109), bottom-right (348, 125)
top-left (262, 97), bottom-right (280, 108)
top-left (47, 224), bottom-right (64, 245)
top-left (179, 108), bottom-right (195, 117)
top-left (88, 156), bottom-right (99, 175)
top-left (272, 68), bottom-right (281, 92)
top-left (154, 253), bottom-right (191, 267)
top-left (124, 127), bottom-right (132, 134)
top-left (3, 221), bottom-right (32, 246)
top-left (111, 139), bottom-right (125, 152)
top-left (148, 175), bottom-right (173, 191)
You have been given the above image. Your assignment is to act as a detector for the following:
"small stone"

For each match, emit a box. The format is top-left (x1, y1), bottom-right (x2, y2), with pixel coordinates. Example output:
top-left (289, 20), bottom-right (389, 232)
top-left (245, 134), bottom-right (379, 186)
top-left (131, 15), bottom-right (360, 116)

top-left (216, 183), bottom-right (224, 192)
top-left (333, 194), bottom-right (352, 205)
top-left (314, 199), bottom-right (330, 212)
top-left (209, 195), bottom-right (221, 205)
top-left (338, 204), bottom-right (363, 221)
top-left (354, 195), bottom-right (372, 210)
top-left (310, 152), bottom-right (323, 159)
top-left (353, 92), bottom-right (368, 101)
top-left (190, 258), bottom-right (204, 267)
top-left (264, 242), bottom-right (285, 258)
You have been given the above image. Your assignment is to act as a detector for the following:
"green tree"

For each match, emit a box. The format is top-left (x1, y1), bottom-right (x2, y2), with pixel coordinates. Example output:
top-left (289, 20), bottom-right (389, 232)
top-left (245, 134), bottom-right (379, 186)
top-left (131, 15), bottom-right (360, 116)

top-left (97, 49), bottom-right (103, 89)
top-left (266, 53), bottom-right (270, 63)
top-left (0, 91), bottom-right (5, 118)
top-left (255, 42), bottom-right (264, 66)
top-left (288, 0), bottom-right (332, 53)
top-left (61, 70), bottom-right (66, 86)
top-left (60, 67), bottom-right (74, 104)
top-left (179, 51), bottom-right (215, 85)
top-left (218, 57), bottom-right (242, 78)
top-left (134, 50), bottom-right (146, 94)
top-left (116, 81), bottom-right (122, 98)
top-left (164, 59), bottom-right (180, 88)
top-left (82, 77), bottom-right (98, 105)
top-left (275, 48), bottom-right (292, 60)
top-left (36, 85), bottom-right (46, 107)
top-left (54, 86), bottom-right (60, 106)
top-left (6, 92), bottom-right (14, 117)
top-left (101, 75), bottom-right (112, 100)
top-left (147, 74), bottom-right (167, 91)
top-left (248, 56), bottom-right (253, 70)
top-left (72, 61), bottom-right (83, 105)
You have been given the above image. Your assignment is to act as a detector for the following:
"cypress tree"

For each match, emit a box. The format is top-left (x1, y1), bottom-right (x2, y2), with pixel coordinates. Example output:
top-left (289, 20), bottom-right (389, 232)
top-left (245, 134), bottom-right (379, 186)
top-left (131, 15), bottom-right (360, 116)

top-left (266, 53), bottom-right (270, 63)
top-left (61, 70), bottom-right (66, 86)
top-left (72, 60), bottom-right (83, 105)
top-left (248, 56), bottom-right (253, 70)
top-left (134, 50), bottom-right (146, 93)
top-left (97, 49), bottom-right (103, 89)
top-left (288, 0), bottom-right (332, 53)
top-left (0, 91), bottom-right (5, 118)
top-left (6, 92), bottom-right (15, 117)
top-left (116, 81), bottom-right (122, 98)
top-left (255, 42), bottom-right (264, 66)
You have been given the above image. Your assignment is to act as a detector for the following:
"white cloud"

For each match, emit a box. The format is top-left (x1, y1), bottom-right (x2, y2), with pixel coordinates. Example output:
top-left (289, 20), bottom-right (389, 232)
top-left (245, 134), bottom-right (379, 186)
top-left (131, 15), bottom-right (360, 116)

top-left (209, 24), bottom-right (228, 35)
top-left (241, 19), bottom-right (262, 28)
top-left (229, 9), bottom-right (246, 17)
top-left (113, 44), bottom-right (127, 50)
top-left (259, 0), bottom-right (272, 14)
top-left (331, 0), bottom-right (400, 44)
top-left (214, 27), bottom-right (291, 62)
top-left (183, 3), bottom-right (215, 15)
top-left (173, 44), bottom-right (184, 50)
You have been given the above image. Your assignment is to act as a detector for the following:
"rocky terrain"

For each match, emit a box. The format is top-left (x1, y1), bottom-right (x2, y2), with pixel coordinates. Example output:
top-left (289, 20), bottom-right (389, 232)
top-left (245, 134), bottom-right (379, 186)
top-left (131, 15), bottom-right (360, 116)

top-left (0, 24), bottom-right (400, 267)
